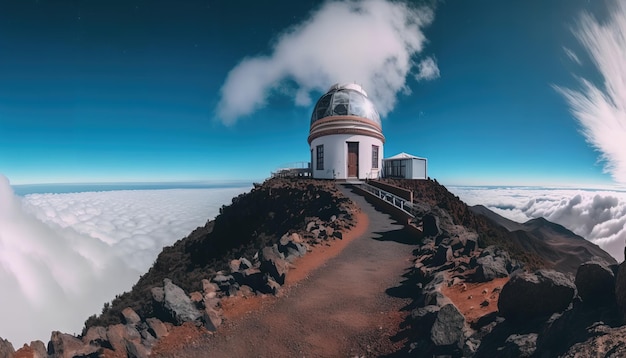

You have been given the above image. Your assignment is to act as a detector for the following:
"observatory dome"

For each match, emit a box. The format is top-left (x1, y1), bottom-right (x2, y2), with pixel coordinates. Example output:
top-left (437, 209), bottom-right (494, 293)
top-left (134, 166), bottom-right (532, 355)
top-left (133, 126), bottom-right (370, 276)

top-left (310, 83), bottom-right (381, 126)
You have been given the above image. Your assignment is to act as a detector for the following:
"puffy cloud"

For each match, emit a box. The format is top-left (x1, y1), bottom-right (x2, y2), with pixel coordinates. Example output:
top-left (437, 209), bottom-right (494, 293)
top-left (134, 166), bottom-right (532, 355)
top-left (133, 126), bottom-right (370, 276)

top-left (414, 56), bottom-right (440, 81)
top-left (0, 174), bottom-right (248, 346)
top-left (216, 0), bottom-right (435, 125)
top-left (450, 186), bottom-right (626, 262)
top-left (555, 1), bottom-right (626, 183)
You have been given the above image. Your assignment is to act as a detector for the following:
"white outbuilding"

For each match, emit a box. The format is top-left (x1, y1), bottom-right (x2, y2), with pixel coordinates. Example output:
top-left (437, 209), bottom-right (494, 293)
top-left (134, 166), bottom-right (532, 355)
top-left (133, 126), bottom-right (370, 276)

top-left (308, 83), bottom-right (384, 180)
top-left (382, 152), bottom-right (428, 180)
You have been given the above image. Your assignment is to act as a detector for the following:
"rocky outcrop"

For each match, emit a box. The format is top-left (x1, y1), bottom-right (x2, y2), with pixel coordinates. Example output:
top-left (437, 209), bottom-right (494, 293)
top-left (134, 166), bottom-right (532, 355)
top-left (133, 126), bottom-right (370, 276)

top-left (430, 304), bottom-right (466, 349)
top-left (259, 245), bottom-right (288, 285)
top-left (575, 260), bottom-right (615, 304)
top-left (471, 246), bottom-right (519, 282)
top-left (561, 324), bottom-right (626, 357)
top-left (48, 331), bottom-right (97, 358)
top-left (498, 270), bottom-right (575, 320)
top-left (614, 261), bottom-right (626, 321)
top-left (0, 338), bottom-right (14, 358)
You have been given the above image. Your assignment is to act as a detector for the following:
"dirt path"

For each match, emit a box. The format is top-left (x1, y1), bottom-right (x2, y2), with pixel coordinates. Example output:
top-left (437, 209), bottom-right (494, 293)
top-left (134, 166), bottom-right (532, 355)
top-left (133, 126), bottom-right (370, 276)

top-left (153, 184), bottom-right (419, 358)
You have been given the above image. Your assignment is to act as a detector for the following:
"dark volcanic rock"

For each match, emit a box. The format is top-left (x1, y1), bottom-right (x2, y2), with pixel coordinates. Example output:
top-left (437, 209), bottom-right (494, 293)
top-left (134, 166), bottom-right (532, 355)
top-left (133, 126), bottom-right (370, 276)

top-left (498, 269), bottom-right (575, 320)
top-left (162, 278), bottom-right (202, 324)
top-left (121, 307), bottom-right (142, 327)
top-left (82, 326), bottom-right (109, 348)
top-left (432, 244), bottom-right (453, 266)
top-left (146, 318), bottom-right (170, 339)
top-left (259, 245), bottom-right (288, 285)
top-left (472, 246), bottom-right (514, 282)
top-left (0, 338), bottom-right (14, 358)
top-left (561, 325), bottom-right (626, 357)
top-left (499, 333), bottom-right (537, 357)
top-left (48, 331), bottom-right (97, 358)
top-left (614, 261), bottom-right (626, 321)
top-left (575, 260), bottom-right (615, 304)
top-left (422, 214), bottom-right (441, 238)
top-left (430, 304), bottom-right (465, 348)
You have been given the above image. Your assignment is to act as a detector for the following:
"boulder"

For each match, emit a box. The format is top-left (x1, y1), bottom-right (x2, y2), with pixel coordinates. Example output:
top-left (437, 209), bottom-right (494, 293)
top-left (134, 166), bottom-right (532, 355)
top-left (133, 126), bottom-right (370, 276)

top-left (29, 341), bottom-right (47, 358)
top-left (561, 325), bottom-right (626, 357)
top-left (162, 278), bottom-right (202, 324)
top-left (575, 261), bottom-right (615, 304)
top-left (82, 326), bottom-right (109, 348)
top-left (151, 287), bottom-right (164, 303)
top-left (48, 331), bottom-right (97, 358)
top-left (201, 279), bottom-right (219, 299)
top-left (260, 245), bottom-right (288, 285)
top-left (106, 324), bottom-right (149, 358)
top-left (499, 333), bottom-right (538, 357)
top-left (430, 304), bottom-right (465, 348)
top-left (146, 318), bottom-right (170, 339)
top-left (0, 338), bottom-right (14, 358)
top-left (422, 214), bottom-right (441, 238)
top-left (121, 307), bottom-right (141, 327)
top-left (472, 246), bottom-right (512, 282)
top-left (498, 270), bottom-right (575, 320)
top-left (432, 245), bottom-right (453, 266)
top-left (203, 307), bottom-right (223, 331)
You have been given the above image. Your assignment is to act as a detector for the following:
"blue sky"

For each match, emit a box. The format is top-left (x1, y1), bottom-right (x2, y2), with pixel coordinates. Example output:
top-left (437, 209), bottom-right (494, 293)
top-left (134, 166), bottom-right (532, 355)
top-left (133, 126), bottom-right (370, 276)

top-left (1, 0), bottom-right (624, 187)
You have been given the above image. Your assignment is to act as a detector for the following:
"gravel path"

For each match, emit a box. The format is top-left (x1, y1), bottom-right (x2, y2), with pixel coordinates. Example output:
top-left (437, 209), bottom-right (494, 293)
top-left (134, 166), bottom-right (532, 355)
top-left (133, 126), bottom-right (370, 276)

top-left (154, 184), bottom-right (419, 358)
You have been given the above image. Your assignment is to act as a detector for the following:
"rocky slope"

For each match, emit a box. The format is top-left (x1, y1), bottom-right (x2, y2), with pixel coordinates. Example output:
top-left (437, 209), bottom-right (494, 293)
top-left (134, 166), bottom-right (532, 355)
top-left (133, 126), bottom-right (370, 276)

top-left (0, 178), bottom-right (359, 358)
top-left (2, 177), bottom-right (626, 358)
top-left (377, 179), bottom-right (624, 357)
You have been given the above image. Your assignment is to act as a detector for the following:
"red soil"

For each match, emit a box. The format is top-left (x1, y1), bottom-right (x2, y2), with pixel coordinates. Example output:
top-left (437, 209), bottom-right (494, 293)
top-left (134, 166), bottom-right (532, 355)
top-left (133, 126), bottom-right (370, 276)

top-left (441, 277), bottom-right (509, 324)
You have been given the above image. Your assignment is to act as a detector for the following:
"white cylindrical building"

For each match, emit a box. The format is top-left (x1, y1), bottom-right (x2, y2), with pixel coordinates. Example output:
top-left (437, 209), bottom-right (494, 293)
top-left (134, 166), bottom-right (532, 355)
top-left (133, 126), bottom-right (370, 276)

top-left (308, 83), bottom-right (385, 180)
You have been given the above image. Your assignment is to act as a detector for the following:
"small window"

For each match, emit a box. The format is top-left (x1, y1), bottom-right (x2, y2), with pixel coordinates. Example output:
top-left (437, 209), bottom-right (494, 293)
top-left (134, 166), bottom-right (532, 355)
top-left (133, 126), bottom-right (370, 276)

top-left (372, 145), bottom-right (379, 169)
top-left (316, 145), bottom-right (324, 170)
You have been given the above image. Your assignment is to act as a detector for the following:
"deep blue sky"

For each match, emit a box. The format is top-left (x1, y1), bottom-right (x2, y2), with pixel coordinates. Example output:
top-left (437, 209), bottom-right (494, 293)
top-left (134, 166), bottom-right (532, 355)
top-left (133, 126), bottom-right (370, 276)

top-left (0, 0), bottom-right (619, 186)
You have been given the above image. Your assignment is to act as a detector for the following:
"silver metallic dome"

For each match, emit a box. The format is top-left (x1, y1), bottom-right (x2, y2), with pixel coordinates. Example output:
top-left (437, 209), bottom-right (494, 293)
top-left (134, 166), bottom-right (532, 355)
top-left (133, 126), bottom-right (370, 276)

top-left (310, 83), bottom-right (381, 126)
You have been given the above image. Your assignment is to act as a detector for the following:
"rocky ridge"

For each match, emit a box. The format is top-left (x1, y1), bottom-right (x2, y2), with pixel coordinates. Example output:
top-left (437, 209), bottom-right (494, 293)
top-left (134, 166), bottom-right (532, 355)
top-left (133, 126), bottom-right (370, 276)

top-left (2, 178), bottom-right (626, 357)
top-left (0, 178), bottom-right (358, 358)
top-left (382, 179), bottom-right (624, 357)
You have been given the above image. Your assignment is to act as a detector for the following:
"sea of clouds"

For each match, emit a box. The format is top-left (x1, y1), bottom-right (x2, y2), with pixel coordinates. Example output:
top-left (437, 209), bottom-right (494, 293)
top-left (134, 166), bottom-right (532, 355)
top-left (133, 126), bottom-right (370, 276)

top-left (0, 174), bottom-right (249, 346)
top-left (449, 186), bottom-right (626, 263)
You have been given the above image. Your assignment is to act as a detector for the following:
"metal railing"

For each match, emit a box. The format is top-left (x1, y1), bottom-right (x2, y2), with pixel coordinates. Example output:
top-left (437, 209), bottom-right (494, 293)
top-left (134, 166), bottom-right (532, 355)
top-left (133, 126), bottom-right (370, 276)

top-left (360, 182), bottom-right (415, 218)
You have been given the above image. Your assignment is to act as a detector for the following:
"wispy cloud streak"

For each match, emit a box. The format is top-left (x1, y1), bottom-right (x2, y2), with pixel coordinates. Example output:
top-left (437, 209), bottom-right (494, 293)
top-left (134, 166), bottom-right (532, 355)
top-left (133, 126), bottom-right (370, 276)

top-left (556, 1), bottom-right (626, 183)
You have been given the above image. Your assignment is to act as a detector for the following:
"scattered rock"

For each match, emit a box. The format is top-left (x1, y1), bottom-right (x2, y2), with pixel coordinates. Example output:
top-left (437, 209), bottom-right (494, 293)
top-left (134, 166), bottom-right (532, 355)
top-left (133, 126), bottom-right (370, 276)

top-left (260, 245), bottom-right (288, 285)
top-left (162, 278), bottom-right (202, 324)
top-left (422, 214), bottom-right (441, 238)
top-left (82, 326), bottom-right (109, 348)
top-left (48, 331), bottom-right (97, 358)
top-left (561, 325), bottom-right (626, 357)
top-left (499, 333), bottom-right (538, 357)
top-left (146, 318), bottom-right (170, 340)
top-left (472, 246), bottom-right (512, 282)
top-left (432, 245), bottom-right (453, 266)
top-left (121, 307), bottom-right (141, 327)
top-left (498, 270), bottom-right (575, 320)
top-left (575, 260), bottom-right (615, 304)
top-left (430, 304), bottom-right (466, 348)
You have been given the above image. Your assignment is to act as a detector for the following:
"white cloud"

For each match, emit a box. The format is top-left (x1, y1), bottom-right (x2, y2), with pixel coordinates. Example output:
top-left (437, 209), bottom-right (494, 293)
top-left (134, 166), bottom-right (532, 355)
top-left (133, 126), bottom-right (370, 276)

top-left (563, 46), bottom-right (582, 65)
top-left (556, 1), bottom-right (626, 184)
top-left (0, 174), bottom-right (248, 346)
top-left (415, 56), bottom-right (440, 81)
top-left (450, 186), bottom-right (626, 262)
top-left (216, 0), bottom-right (435, 125)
